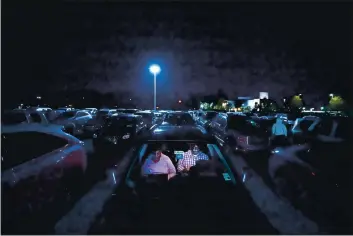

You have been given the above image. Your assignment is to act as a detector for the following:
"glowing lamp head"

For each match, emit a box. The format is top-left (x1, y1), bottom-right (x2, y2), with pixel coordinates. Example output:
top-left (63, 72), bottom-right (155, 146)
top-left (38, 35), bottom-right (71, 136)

top-left (149, 64), bottom-right (161, 75)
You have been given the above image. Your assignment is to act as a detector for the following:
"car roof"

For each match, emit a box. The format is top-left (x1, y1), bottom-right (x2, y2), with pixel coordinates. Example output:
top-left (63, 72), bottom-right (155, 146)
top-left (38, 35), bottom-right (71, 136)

top-left (143, 125), bottom-right (215, 143)
top-left (2, 123), bottom-right (68, 135)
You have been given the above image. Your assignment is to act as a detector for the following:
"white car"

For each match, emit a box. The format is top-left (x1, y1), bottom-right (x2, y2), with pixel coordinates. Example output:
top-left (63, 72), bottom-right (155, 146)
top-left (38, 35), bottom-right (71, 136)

top-left (53, 110), bottom-right (93, 136)
top-left (2, 109), bottom-right (62, 131)
top-left (2, 124), bottom-right (87, 234)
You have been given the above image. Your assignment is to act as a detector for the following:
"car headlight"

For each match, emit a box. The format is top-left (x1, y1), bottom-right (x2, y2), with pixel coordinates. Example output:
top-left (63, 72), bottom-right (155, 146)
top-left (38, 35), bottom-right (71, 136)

top-left (122, 134), bottom-right (130, 139)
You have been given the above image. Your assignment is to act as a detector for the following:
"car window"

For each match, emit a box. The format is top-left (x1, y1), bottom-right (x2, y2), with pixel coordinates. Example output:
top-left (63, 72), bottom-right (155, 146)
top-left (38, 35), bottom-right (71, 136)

top-left (335, 122), bottom-right (350, 140)
top-left (316, 119), bottom-right (333, 136)
top-left (1, 132), bottom-right (68, 171)
top-left (29, 113), bottom-right (42, 123)
top-left (298, 119), bottom-right (316, 133)
top-left (2, 112), bottom-right (28, 125)
top-left (76, 111), bottom-right (88, 117)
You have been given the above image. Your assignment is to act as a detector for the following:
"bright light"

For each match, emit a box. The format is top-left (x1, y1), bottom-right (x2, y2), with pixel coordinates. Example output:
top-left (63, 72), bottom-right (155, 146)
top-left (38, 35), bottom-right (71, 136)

top-left (320, 107), bottom-right (324, 110)
top-left (149, 64), bottom-right (161, 75)
top-left (37, 96), bottom-right (41, 99)
top-left (178, 100), bottom-right (182, 104)
top-left (329, 93), bottom-right (334, 97)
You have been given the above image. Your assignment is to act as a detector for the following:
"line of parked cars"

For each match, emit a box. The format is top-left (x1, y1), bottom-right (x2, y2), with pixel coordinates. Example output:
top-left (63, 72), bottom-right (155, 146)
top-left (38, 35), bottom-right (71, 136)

top-left (1, 106), bottom-right (166, 234)
top-left (189, 109), bottom-right (352, 234)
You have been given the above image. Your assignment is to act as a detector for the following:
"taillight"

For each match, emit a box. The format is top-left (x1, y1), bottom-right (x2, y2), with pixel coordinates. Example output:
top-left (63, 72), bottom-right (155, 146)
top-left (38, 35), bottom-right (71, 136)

top-left (238, 136), bottom-right (249, 145)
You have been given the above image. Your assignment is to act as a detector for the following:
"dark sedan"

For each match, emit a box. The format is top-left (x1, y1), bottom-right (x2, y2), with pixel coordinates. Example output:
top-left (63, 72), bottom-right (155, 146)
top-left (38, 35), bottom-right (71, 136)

top-left (92, 114), bottom-right (147, 154)
top-left (163, 111), bottom-right (196, 126)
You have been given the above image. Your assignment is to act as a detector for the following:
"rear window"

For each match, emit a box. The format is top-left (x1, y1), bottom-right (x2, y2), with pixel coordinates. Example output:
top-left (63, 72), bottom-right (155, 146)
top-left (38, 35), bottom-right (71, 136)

top-left (2, 112), bottom-right (27, 125)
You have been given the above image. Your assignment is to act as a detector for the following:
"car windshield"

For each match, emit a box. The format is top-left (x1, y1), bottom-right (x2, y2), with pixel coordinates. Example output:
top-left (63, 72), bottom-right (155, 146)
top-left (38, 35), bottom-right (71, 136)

top-left (126, 141), bottom-right (236, 184)
top-left (164, 113), bottom-right (195, 125)
top-left (2, 112), bottom-right (27, 125)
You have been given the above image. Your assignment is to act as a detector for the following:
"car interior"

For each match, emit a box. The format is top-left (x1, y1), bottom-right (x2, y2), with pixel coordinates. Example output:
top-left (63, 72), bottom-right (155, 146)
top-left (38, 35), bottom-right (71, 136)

top-left (125, 142), bottom-right (235, 187)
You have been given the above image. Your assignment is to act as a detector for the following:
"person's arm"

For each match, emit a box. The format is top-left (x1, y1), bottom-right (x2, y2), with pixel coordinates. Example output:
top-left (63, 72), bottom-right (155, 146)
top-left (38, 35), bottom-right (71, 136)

top-left (177, 158), bottom-right (185, 172)
top-left (165, 156), bottom-right (176, 179)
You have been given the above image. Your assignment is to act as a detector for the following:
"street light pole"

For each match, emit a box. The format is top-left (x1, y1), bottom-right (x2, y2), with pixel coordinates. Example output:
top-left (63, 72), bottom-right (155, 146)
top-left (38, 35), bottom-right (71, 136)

top-left (154, 73), bottom-right (157, 111)
top-left (149, 64), bottom-right (161, 111)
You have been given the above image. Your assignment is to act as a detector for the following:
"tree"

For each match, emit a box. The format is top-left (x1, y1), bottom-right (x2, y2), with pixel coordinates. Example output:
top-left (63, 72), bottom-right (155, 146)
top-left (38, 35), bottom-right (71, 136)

top-left (290, 95), bottom-right (303, 108)
top-left (328, 95), bottom-right (345, 111)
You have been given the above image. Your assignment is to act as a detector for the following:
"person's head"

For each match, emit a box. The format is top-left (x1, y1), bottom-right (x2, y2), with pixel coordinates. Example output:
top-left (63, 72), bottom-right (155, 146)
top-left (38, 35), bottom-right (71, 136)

top-left (152, 144), bottom-right (167, 162)
top-left (276, 117), bottom-right (283, 124)
top-left (190, 143), bottom-right (200, 155)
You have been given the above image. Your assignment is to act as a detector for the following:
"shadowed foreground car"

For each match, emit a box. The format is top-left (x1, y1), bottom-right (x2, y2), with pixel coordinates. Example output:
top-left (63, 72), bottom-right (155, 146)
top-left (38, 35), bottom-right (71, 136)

top-left (88, 126), bottom-right (277, 234)
top-left (1, 124), bottom-right (87, 234)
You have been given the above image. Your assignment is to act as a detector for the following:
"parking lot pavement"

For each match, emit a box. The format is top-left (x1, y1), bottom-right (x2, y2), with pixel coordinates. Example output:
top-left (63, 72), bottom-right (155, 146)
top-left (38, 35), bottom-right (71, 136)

top-left (224, 147), bottom-right (320, 234)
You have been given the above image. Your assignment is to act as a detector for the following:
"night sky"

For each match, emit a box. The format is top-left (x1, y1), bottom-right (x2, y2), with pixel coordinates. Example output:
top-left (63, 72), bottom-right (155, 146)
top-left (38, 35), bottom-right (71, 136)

top-left (3, 1), bottom-right (352, 107)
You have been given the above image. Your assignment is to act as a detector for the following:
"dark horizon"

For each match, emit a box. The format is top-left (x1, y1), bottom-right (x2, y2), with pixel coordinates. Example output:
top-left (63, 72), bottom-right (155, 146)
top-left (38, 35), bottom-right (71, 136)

top-left (2, 1), bottom-right (353, 107)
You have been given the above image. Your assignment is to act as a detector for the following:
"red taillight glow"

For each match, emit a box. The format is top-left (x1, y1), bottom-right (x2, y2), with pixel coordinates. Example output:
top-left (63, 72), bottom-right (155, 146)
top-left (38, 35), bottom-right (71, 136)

top-left (311, 172), bottom-right (316, 176)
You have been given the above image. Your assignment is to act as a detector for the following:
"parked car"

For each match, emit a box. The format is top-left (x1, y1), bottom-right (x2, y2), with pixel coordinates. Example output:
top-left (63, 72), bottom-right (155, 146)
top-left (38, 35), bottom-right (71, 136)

top-left (2, 109), bottom-right (61, 129)
top-left (83, 109), bottom-right (117, 137)
top-left (84, 108), bottom-right (98, 116)
top-left (196, 110), bottom-right (218, 128)
top-left (209, 113), bottom-right (270, 152)
top-left (163, 111), bottom-right (196, 126)
top-left (117, 108), bottom-right (139, 114)
top-left (93, 114), bottom-right (147, 154)
top-left (268, 118), bottom-right (352, 234)
top-left (52, 110), bottom-right (92, 136)
top-left (291, 116), bottom-right (321, 144)
top-left (135, 111), bottom-right (154, 128)
top-left (1, 124), bottom-right (87, 234)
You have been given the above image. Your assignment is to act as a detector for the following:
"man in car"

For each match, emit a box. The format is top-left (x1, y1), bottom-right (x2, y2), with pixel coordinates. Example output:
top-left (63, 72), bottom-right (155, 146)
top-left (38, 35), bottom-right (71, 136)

top-left (141, 145), bottom-right (176, 180)
top-left (177, 144), bottom-right (209, 172)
